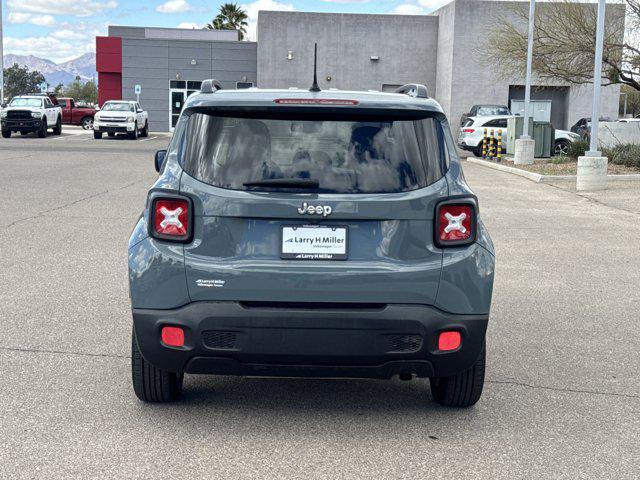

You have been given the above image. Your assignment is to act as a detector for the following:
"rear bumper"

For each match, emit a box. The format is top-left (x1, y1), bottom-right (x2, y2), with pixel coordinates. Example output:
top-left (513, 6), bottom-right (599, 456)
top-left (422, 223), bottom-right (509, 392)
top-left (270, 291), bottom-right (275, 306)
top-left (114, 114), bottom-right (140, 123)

top-left (133, 302), bottom-right (488, 379)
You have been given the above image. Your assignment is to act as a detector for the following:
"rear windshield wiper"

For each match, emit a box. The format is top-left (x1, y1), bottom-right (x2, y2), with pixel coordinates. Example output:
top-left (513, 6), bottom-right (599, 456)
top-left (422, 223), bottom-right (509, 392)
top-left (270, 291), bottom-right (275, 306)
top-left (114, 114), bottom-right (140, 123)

top-left (243, 178), bottom-right (320, 189)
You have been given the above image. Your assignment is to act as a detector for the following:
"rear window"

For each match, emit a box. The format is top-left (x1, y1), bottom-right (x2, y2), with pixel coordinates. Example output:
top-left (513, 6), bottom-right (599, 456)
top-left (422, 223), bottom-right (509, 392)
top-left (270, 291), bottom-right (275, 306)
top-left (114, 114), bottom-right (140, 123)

top-left (477, 106), bottom-right (511, 116)
top-left (180, 113), bottom-right (446, 193)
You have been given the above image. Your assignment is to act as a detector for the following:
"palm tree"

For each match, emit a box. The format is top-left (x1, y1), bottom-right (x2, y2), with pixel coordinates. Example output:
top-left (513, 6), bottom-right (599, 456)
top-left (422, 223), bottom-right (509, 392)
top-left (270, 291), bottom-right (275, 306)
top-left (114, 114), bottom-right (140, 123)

top-left (205, 3), bottom-right (249, 40)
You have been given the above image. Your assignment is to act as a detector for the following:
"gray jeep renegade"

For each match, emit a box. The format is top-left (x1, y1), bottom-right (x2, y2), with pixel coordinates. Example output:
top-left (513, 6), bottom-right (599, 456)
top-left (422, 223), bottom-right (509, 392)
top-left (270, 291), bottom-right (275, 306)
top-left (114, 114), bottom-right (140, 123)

top-left (128, 79), bottom-right (495, 407)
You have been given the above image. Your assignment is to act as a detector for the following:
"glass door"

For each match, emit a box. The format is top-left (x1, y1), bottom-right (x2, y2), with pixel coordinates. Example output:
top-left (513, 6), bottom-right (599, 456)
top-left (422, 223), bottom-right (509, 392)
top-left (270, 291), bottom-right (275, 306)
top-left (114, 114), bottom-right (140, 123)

top-left (170, 89), bottom-right (186, 131)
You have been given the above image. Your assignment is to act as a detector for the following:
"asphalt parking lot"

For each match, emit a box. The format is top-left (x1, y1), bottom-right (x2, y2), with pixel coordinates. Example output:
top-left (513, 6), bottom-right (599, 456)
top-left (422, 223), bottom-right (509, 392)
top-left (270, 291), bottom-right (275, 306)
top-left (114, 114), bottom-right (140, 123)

top-left (1, 130), bottom-right (639, 479)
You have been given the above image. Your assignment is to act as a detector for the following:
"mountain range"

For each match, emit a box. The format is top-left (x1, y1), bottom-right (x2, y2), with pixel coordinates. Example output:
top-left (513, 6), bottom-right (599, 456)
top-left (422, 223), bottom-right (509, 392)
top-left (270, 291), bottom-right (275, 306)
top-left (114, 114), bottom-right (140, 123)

top-left (3, 53), bottom-right (97, 86)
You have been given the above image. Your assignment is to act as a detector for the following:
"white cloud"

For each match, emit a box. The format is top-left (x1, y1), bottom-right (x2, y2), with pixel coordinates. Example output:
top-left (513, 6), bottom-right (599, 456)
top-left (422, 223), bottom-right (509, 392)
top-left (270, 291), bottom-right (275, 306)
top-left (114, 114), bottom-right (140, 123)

top-left (7, 0), bottom-right (118, 17)
top-left (241, 0), bottom-right (296, 41)
top-left (390, 0), bottom-right (450, 15)
top-left (321, 0), bottom-right (370, 3)
top-left (7, 12), bottom-right (57, 27)
top-left (176, 22), bottom-right (202, 29)
top-left (4, 35), bottom-right (95, 63)
top-left (51, 30), bottom-right (88, 41)
top-left (156, 0), bottom-right (195, 13)
top-left (391, 3), bottom-right (427, 14)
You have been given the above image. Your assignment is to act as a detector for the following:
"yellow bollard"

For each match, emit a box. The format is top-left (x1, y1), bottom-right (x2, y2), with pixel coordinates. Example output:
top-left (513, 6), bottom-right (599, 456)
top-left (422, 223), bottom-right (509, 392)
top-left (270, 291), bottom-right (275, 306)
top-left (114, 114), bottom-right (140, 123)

top-left (489, 129), bottom-right (495, 160)
top-left (497, 129), bottom-right (502, 162)
top-left (482, 128), bottom-right (488, 158)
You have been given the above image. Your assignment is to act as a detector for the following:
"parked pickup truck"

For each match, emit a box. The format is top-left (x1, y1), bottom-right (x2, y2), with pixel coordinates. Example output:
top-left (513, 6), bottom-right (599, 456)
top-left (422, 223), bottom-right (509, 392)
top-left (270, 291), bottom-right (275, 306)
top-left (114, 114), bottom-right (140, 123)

top-left (56, 97), bottom-right (97, 130)
top-left (93, 100), bottom-right (149, 140)
top-left (1, 95), bottom-right (62, 138)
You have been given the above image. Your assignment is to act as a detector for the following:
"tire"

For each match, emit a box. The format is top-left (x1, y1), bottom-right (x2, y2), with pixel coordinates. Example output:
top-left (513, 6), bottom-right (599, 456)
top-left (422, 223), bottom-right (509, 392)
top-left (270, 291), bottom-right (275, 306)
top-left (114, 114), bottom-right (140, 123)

top-left (93, 131), bottom-right (102, 139)
top-left (473, 143), bottom-right (484, 157)
top-left (37, 118), bottom-right (47, 138)
top-left (81, 117), bottom-right (93, 130)
top-left (131, 328), bottom-right (183, 403)
top-left (128, 123), bottom-right (138, 140)
top-left (53, 116), bottom-right (62, 135)
top-left (1, 130), bottom-right (11, 139)
top-left (140, 121), bottom-right (149, 137)
top-left (107, 132), bottom-right (115, 137)
top-left (554, 139), bottom-right (570, 156)
top-left (430, 343), bottom-right (486, 408)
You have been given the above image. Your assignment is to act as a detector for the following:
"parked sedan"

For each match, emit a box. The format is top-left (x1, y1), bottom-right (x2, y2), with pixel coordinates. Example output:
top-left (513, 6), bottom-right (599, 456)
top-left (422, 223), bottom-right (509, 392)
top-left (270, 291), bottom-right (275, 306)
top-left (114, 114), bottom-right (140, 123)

top-left (460, 104), bottom-right (511, 127)
top-left (570, 117), bottom-right (612, 140)
top-left (458, 115), bottom-right (581, 157)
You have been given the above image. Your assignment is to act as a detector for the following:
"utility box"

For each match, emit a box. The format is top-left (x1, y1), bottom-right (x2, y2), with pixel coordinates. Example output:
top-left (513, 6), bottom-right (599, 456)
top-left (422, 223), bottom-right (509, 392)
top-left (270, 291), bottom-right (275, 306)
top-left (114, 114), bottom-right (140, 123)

top-left (506, 116), bottom-right (533, 155)
top-left (533, 122), bottom-right (554, 158)
top-left (506, 117), bottom-right (553, 158)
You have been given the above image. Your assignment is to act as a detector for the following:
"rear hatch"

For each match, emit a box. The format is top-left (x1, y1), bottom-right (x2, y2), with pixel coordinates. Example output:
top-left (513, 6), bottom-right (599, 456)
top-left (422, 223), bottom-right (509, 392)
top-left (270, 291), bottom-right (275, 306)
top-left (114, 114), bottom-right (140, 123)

top-left (179, 107), bottom-right (449, 305)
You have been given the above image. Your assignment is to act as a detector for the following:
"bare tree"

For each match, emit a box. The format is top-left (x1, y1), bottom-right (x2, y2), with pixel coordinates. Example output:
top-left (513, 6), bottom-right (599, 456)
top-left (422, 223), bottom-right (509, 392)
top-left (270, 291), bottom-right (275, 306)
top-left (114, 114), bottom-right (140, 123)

top-left (486, 1), bottom-right (635, 90)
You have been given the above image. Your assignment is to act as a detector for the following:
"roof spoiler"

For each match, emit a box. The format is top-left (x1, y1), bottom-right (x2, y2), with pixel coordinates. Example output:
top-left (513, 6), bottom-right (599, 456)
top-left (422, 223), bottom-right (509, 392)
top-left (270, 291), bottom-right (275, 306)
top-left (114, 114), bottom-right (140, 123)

top-left (201, 79), bottom-right (223, 94)
top-left (394, 84), bottom-right (428, 99)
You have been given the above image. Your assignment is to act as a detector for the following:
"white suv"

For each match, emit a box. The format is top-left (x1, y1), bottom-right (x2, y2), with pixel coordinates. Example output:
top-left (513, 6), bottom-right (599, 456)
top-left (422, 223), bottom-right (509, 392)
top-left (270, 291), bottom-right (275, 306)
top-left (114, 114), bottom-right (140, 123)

top-left (1, 95), bottom-right (62, 138)
top-left (458, 115), bottom-right (581, 157)
top-left (94, 100), bottom-right (148, 140)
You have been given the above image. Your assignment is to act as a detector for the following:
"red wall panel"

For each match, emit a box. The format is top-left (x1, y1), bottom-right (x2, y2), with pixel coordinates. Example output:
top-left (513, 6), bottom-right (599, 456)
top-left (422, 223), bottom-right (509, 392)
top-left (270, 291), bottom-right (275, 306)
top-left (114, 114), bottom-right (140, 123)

top-left (96, 36), bottom-right (122, 106)
top-left (96, 37), bottom-right (122, 73)
top-left (98, 72), bottom-right (122, 107)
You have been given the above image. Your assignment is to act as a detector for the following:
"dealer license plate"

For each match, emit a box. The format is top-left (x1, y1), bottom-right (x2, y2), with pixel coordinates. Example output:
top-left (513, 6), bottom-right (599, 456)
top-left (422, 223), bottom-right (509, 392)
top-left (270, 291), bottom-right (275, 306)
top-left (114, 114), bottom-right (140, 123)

top-left (281, 225), bottom-right (348, 260)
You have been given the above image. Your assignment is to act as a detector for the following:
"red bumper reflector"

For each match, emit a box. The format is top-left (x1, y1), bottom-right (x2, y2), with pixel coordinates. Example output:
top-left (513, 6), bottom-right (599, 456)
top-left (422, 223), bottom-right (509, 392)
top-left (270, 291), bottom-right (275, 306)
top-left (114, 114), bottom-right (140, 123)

top-left (438, 331), bottom-right (461, 351)
top-left (161, 326), bottom-right (185, 347)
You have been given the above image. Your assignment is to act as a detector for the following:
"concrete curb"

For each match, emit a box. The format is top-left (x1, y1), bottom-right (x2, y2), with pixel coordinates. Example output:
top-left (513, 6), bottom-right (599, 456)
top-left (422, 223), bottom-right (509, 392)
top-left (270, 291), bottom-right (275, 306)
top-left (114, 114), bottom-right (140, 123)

top-left (466, 158), bottom-right (640, 184)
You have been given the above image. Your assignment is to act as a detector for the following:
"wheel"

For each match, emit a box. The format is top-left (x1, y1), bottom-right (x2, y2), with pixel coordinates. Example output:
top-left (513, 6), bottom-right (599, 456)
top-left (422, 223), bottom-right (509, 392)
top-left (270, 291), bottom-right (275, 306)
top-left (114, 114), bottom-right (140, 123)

top-left (140, 121), bottom-right (149, 137)
top-left (53, 116), bottom-right (62, 135)
top-left (93, 131), bottom-right (102, 139)
top-left (131, 328), bottom-right (183, 402)
top-left (473, 143), bottom-right (484, 157)
top-left (1, 130), bottom-right (11, 138)
top-left (81, 117), bottom-right (93, 130)
top-left (107, 132), bottom-right (115, 137)
top-left (128, 123), bottom-right (138, 140)
top-left (430, 343), bottom-right (485, 408)
top-left (37, 118), bottom-right (47, 138)
top-left (554, 139), bottom-right (570, 156)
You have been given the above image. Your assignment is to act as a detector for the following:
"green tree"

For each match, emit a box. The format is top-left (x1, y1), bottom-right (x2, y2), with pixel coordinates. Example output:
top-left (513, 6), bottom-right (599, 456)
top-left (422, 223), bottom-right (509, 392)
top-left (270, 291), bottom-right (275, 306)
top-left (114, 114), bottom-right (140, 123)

top-left (80, 81), bottom-right (98, 105)
top-left (3, 63), bottom-right (46, 101)
top-left (62, 78), bottom-right (97, 104)
top-left (205, 3), bottom-right (248, 40)
top-left (620, 84), bottom-right (640, 117)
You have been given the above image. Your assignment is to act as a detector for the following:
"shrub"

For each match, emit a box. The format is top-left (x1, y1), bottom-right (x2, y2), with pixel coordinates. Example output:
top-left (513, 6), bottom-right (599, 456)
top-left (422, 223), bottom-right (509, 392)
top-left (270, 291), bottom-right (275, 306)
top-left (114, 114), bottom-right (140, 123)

top-left (566, 140), bottom-right (589, 159)
top-left (602, 144), bottom-right (640, 169)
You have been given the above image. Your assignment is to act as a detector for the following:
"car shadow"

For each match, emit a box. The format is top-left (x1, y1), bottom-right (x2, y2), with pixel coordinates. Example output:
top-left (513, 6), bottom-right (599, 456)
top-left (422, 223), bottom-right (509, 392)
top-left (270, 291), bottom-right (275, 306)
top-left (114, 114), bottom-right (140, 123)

top-left (161, 375), bottom-right (446, 415)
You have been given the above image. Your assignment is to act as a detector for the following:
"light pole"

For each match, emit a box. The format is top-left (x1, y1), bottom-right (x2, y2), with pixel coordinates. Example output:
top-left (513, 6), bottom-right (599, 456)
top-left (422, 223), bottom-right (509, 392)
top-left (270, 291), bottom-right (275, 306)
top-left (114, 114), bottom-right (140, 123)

top-left (522, 0), bottom-right (535, 139)
top-left (577, 0), bottom-right (608, 191)
top-left (514, 0), bottom-right (536, 165)
top-left (0, 0), bottom-right (4, 105)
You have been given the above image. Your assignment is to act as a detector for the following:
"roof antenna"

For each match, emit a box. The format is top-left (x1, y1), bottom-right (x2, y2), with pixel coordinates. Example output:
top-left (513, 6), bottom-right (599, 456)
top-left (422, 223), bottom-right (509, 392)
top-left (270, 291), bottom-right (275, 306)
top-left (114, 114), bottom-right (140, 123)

top-left (309, 43), bottom-right (321, 93)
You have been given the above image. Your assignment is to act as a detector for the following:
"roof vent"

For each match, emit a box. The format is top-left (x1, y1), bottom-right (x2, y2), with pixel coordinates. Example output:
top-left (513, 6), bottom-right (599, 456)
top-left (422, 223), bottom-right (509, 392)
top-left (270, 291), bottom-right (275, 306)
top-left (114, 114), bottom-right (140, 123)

top-left (201, 79), bottom-right (223, 93)
top-left (394, 84), bottom-right (428, 99)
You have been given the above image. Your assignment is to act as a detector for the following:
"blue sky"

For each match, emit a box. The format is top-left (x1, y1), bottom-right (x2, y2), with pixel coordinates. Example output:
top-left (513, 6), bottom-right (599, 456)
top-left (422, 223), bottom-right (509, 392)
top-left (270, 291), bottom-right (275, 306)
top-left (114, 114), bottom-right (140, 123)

top-left (1, 0), bottom-right (450, 63)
